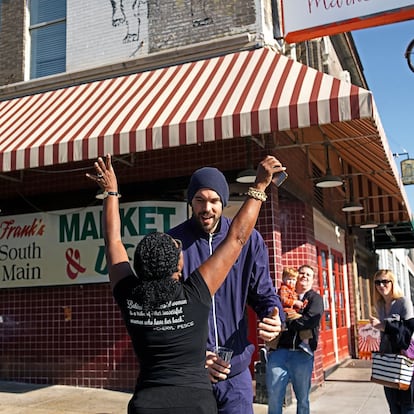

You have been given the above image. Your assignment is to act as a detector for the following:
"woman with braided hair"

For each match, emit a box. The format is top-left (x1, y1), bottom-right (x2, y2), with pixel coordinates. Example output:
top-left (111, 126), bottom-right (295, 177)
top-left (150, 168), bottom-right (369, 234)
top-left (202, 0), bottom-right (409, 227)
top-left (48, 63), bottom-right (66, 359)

top-left (86, 153), bottom-right (285, 414)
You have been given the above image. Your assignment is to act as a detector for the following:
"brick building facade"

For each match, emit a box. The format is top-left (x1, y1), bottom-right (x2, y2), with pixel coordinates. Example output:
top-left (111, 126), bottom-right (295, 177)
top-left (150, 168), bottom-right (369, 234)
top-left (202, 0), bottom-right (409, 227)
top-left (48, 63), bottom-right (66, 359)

top-left (0, 0), bottom-right (411, 398)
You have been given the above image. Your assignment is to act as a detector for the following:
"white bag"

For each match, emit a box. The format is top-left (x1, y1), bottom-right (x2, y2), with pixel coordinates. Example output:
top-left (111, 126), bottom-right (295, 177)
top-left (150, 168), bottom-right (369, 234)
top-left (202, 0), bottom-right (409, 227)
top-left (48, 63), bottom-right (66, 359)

top-left (371, 352), bottom-right (414, 390)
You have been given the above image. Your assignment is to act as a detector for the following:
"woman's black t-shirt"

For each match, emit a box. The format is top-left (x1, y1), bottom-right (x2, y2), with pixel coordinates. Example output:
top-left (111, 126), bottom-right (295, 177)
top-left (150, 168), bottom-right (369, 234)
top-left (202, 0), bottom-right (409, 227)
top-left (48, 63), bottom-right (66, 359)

top-left (113, 269), bottom-right (212, 391)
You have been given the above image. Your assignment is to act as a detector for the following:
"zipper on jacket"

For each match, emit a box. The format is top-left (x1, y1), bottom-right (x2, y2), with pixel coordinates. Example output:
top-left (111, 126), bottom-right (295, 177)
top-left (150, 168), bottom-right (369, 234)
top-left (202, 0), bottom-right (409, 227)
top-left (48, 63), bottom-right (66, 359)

top-left (210, 233), bottom-right (220, 351)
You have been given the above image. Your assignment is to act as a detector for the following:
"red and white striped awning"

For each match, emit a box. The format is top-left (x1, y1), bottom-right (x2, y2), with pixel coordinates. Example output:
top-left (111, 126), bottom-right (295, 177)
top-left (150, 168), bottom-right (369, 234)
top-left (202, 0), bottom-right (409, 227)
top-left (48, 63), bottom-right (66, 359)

top-left (1, 46), bottom-right (412, 246)
top-left (0, 47), bottom-right (388, 173)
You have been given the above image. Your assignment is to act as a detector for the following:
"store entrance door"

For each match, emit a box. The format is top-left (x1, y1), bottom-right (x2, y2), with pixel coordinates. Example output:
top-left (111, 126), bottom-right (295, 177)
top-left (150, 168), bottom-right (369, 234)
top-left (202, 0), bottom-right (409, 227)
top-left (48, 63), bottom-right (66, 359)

top-left (317, 243), bottom-right (351, 369)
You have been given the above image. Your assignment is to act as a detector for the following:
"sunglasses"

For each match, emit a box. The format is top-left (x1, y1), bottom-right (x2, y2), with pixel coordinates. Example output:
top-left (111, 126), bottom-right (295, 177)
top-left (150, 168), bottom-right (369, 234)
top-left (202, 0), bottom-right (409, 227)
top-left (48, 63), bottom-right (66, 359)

top-left (374, 279), bottom-right (392, 286)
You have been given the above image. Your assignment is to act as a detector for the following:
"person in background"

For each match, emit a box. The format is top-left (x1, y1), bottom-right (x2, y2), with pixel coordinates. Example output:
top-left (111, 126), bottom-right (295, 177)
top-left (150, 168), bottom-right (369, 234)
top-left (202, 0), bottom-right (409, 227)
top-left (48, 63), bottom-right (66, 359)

top-left (370, 269), bottom-right (414, 414)
top-left (167, 163), bottom-right (285, 414)
top-left (273, 267), bottom-right (312, 355)
top-left (86, 154), bottom-right (285, 414)
top-left (266, 264), bottom-right (323, 414)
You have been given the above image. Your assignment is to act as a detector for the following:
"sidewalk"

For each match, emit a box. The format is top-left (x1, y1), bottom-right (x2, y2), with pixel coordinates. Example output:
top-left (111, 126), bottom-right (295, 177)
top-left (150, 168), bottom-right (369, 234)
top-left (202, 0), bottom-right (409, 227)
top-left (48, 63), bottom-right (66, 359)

top-left (0, 359), bottom-right (388, 413)
top-left (280, 358), bottom-right (388, 414)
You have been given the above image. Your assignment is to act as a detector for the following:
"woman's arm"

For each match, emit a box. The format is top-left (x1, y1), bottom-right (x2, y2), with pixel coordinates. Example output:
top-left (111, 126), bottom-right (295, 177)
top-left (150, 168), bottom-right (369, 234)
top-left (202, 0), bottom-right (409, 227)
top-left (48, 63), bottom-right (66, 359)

top-left (198, 155), bottom-right (286, 296)
top-left (86, 154), bottom-right (131, 291)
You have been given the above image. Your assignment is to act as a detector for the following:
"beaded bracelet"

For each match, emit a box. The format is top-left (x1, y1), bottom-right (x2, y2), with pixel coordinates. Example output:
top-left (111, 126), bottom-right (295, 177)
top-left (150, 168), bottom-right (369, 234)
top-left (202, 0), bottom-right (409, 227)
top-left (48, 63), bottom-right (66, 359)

top-left (247, 187), bottom-right (267, 202)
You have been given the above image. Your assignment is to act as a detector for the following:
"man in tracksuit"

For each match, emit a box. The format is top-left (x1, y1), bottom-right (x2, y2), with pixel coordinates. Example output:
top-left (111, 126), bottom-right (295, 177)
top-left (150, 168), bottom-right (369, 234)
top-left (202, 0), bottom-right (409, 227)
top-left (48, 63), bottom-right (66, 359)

top-left (168, 166), bottom-right (284, 414)
top-left (265, 264), bottom-right (324, 414)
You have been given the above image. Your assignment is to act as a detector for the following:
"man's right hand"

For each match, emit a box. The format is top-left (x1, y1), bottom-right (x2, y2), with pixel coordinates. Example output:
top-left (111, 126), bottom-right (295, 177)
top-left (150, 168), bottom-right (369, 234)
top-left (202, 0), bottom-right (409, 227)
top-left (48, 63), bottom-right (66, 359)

top-left (205, 351), bottom-right (231, 383)
top-left (258, 307), bottom-right (282, 343)
top-left (254, 156), bottom-right (286, 192)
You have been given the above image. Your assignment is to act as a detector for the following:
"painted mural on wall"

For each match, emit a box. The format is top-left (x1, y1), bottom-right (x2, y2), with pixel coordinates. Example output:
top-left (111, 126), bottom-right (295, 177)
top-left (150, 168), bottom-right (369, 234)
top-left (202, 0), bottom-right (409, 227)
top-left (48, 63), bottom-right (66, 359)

top-left (191, 0), bottom-right (213, 27)
top-left (110, 0), bottom-right (146, 43)
top-left (66, 0), bottom-right (150, 71)
top-left (66, 0), bottom-right (252, 73)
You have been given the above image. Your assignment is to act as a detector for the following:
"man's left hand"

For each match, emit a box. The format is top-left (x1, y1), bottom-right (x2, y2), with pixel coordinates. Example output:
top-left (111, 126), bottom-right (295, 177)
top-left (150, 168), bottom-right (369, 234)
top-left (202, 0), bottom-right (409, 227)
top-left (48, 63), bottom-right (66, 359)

top-left (205, 351), bottom-right (231, 383)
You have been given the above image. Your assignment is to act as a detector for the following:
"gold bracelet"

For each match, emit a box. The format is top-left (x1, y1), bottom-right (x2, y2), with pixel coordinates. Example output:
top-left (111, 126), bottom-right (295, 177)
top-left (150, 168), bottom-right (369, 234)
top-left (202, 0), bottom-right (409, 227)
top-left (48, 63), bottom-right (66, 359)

top-left (247, 187), bottom-right (267, 202)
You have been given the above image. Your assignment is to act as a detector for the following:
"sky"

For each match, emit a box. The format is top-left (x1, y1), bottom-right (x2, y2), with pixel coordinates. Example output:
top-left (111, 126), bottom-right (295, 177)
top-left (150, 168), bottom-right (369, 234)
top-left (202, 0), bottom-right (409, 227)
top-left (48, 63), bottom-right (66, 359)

top-left (351, 20), bottom-right (414, 215)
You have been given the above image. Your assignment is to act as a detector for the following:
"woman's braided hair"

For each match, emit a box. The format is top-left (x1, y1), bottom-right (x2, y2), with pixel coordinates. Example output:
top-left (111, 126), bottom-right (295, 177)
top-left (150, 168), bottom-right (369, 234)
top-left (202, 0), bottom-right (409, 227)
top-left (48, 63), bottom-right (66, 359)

top-left (133, 232), bottom-right (180, 311)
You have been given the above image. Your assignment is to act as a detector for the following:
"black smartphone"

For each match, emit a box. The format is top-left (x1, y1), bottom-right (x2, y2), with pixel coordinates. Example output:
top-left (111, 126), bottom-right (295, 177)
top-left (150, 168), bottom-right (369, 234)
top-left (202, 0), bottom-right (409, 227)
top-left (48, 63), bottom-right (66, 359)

top-left (273, 171), bottom-right (288, 187)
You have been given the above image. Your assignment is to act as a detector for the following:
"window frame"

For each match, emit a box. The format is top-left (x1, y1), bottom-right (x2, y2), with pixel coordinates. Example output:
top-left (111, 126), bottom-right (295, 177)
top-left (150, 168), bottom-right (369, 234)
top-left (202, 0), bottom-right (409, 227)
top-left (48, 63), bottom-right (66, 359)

top-left (28, 0), bottom-right (66, 79)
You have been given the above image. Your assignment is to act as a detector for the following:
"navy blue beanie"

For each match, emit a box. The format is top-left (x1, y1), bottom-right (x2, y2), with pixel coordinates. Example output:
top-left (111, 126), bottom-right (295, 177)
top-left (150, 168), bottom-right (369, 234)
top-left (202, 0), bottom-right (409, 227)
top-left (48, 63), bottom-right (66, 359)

top-left (187, 167), bottom-right (229, 207)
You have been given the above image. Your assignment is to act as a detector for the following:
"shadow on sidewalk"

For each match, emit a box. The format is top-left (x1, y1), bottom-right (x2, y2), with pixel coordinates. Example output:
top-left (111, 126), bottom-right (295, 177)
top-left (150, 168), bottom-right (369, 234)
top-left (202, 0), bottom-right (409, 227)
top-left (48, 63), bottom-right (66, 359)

top-left (0, 381), bottom-right (51, 394)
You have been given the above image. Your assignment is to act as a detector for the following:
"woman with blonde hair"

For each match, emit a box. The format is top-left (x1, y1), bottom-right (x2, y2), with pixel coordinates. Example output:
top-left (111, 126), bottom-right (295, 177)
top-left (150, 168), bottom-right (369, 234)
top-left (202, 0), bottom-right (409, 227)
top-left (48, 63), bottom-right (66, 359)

top-left (372, 269), bottom-right (405, 309)
top-left (370, 269), bottom-right (414, 414)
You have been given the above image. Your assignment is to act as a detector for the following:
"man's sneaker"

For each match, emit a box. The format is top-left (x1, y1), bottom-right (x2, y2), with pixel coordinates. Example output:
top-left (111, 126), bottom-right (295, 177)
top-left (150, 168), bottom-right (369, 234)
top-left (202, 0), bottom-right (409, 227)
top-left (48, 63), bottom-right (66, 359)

top-left (299, 342), bottom-right (313, 355)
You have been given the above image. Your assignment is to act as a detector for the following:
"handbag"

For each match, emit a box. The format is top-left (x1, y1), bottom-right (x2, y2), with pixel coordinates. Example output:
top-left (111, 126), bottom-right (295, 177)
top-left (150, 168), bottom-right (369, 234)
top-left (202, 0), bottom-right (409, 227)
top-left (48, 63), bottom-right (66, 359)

top-left (371, 352), bottom-right (414, 390)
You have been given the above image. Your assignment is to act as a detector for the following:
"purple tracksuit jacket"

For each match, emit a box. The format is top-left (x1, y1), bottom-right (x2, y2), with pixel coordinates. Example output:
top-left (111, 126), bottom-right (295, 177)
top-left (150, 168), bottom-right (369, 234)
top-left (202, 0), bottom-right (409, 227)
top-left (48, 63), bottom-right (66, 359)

top-left (168, 215), bottom-right (285, 377)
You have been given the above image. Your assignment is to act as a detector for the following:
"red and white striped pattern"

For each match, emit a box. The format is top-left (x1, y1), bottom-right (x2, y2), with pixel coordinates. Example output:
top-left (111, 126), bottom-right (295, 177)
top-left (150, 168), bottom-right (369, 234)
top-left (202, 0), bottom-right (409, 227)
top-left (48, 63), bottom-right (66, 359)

top-left (0, 47), bottom-right (375, 172)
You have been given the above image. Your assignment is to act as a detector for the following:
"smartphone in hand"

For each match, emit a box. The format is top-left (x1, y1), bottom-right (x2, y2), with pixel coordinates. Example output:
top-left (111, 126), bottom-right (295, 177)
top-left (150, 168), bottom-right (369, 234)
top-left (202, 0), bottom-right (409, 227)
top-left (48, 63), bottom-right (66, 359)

top-left (273, 171), bottom-right (288, 187)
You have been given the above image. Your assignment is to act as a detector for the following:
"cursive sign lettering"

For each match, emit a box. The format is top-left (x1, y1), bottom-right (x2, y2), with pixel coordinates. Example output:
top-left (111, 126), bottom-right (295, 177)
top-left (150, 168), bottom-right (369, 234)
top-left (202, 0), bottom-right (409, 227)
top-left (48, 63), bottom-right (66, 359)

top-left (308, 0), bottom-right (370, 13)
top-left (0, 218), bottom-right (45, 239)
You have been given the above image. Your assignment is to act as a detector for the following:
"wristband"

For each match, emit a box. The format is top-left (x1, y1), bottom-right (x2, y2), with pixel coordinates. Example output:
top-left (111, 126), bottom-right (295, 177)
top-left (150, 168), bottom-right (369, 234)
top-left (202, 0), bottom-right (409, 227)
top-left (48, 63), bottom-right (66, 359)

top-left (102, 191), bottom-right (121, 199)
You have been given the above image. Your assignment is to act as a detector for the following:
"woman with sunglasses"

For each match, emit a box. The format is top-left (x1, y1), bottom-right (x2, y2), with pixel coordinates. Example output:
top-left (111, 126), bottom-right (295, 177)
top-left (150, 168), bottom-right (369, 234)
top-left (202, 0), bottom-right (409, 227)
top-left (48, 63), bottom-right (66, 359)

top-left (87, 154), bottom-right (284, 414)
top-left (370, 269), bottom-right (414, 414)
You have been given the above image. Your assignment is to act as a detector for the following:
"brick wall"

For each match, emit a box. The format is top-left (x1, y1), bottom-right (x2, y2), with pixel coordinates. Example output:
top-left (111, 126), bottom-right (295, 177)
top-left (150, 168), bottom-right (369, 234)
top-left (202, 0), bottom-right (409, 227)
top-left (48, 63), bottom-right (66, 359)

top-left (148, 0), bottom-right (256, 52)
top-left (0, 136), bottom-right (330, 390)
top-left (0, 139), bottom-right (251, 391)
top-left (0, 0), bottom-right (25, 85)
top-left (0, 0), bottom-right (357, 395)
top-left (0, 283), bottom-right (136, 391)
top-left (1, 0), bottom-right (261, 81)
top-left (68, 0), bottom-right (258, 70)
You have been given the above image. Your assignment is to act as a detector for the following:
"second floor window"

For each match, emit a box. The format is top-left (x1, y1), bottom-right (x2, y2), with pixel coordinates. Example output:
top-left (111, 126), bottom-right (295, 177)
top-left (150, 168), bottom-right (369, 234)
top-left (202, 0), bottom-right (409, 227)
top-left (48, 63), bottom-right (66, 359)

top-left (29, 0), bottom-right (66, 79)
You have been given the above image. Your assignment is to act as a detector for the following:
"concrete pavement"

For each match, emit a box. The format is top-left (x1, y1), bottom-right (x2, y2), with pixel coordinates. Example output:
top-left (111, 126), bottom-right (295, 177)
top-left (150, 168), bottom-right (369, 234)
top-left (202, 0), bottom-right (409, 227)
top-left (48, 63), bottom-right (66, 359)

top-left (281, 359), bottom-right (389, 414)
top-left (0, 359), bottom-right (389, 413)
top-left (0, 381), bottom-right (129, 414)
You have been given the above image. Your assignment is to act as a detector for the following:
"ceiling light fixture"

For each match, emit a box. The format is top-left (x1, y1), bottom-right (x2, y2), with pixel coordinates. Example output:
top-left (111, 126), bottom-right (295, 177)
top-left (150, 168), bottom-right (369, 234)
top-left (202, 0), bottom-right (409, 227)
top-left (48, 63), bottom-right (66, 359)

top-left (315, 142), bottom-right (343, 188)
top-left (341, 177), bottom-right (363, 212)
top-left (359, 199), bottom-right (378, 229)
top-left (342, 200), bottom-right (364, 212)
top-left (315, 174), bottom-right (343, 188)
top-left (236, 168), bottom-right (256, 184)
top-left (359, 220), bottom-right (378, 229)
